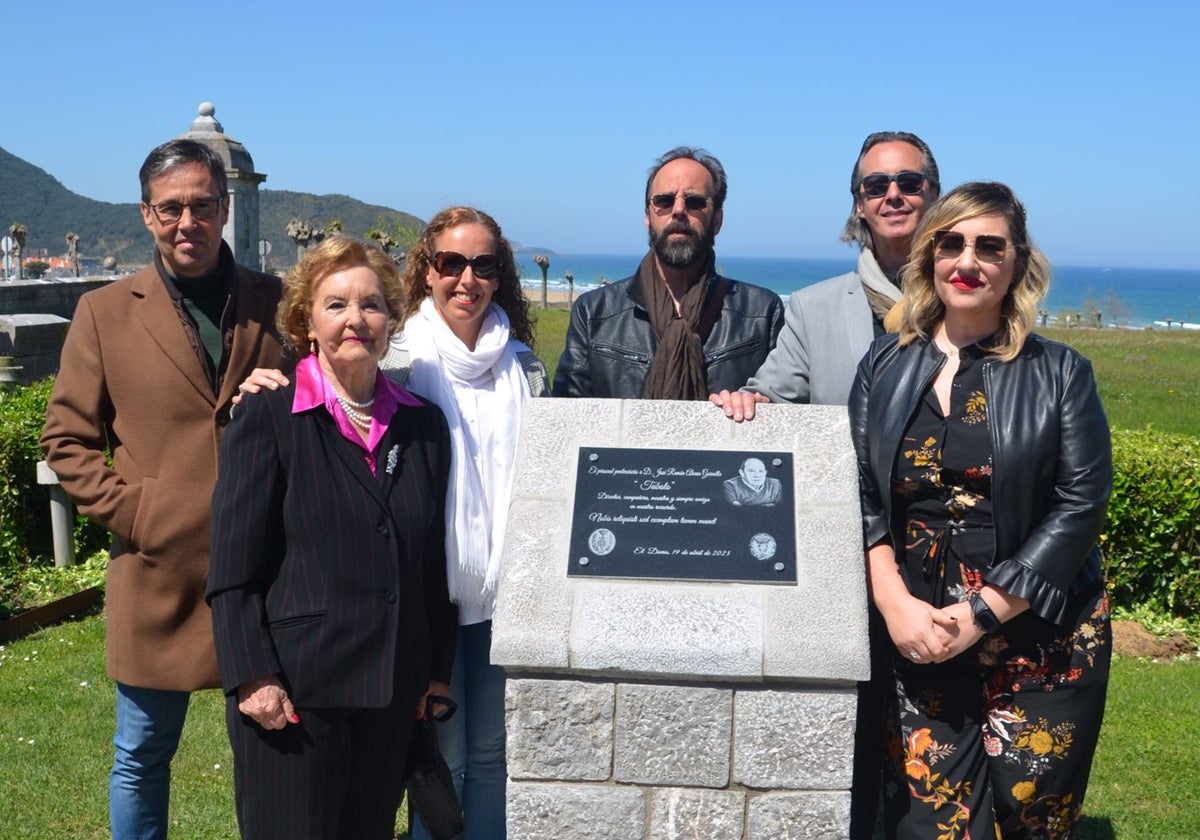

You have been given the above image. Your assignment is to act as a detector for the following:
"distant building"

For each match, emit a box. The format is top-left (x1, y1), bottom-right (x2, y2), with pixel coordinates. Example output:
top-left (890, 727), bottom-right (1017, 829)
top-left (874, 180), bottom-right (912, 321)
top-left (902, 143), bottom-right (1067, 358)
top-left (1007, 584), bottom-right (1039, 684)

top-left (175, 102), bottom-right (266, 268)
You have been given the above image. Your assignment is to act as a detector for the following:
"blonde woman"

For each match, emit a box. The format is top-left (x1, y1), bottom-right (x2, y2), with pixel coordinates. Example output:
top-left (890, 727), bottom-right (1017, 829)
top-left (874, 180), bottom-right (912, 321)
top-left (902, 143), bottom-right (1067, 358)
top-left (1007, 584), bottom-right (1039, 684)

top-left (849, 182), bottom-right (1112, 839)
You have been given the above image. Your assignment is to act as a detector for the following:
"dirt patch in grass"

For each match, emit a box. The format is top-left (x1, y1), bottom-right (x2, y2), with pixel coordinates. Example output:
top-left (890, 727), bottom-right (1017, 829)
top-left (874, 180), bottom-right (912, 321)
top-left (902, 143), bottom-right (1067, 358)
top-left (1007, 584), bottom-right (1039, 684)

top-left (1112, 620), bottom-right (1196, 658)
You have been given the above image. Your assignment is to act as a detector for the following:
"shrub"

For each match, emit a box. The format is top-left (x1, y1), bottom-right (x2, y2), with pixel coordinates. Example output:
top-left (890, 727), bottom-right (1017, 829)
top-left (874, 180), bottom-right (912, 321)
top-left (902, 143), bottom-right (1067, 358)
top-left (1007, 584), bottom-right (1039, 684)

top-left (1104, 429), bottom-right (1200, 617)
top-left (0, 379), bottom-right (108, 572)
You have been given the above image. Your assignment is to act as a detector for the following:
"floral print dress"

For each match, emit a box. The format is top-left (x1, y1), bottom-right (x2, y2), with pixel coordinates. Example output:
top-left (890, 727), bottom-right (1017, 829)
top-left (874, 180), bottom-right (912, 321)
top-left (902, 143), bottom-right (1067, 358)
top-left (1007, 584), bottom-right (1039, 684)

top-left (883, 345), bottom-right (1111, 840)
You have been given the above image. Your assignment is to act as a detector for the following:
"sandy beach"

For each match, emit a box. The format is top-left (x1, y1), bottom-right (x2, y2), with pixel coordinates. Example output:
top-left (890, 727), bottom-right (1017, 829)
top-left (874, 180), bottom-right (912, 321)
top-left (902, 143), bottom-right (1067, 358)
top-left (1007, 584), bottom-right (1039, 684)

top-left (522, 287), bottom-right (578, 309)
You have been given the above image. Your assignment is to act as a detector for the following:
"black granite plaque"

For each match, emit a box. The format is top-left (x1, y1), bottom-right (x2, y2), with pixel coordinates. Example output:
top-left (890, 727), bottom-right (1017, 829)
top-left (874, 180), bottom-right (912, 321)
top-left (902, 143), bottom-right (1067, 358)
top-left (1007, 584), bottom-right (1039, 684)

top-left (567, 447), bottom-right (796, 583)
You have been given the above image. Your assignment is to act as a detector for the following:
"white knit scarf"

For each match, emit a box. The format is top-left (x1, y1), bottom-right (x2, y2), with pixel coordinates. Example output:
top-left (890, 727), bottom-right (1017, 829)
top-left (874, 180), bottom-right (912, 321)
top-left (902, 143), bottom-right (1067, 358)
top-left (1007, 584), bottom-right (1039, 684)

top-left (402, 297), bottom-right (530, 614)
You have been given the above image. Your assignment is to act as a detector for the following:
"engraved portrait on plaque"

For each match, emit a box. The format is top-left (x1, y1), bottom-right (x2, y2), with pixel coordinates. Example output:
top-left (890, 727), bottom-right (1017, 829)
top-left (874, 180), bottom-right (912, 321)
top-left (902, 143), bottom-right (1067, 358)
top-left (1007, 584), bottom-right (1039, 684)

top-left (567, 447), bottom-right (797, 583)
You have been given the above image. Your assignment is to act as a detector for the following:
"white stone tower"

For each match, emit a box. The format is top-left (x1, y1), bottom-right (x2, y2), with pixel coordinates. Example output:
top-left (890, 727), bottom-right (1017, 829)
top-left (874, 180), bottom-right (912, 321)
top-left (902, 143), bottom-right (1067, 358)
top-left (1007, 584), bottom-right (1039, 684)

top-left (176, 102), bottom-right (266, 267)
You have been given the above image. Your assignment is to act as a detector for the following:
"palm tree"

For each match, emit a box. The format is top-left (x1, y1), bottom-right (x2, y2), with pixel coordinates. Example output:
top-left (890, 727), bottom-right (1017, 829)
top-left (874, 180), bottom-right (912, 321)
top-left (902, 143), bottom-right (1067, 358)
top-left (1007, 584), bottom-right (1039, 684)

top-left (564, 270), bottom-right (574, 306)
top-left (533, 254), bottom-right (550, 309)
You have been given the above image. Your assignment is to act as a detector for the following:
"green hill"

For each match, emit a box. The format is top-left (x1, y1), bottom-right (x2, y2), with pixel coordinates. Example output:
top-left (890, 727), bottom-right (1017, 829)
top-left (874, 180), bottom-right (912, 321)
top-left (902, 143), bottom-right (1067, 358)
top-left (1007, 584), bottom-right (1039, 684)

top-left (0, 146), bottom-right (424, 270)
top-left (0, 146), bottom-right (146, 265)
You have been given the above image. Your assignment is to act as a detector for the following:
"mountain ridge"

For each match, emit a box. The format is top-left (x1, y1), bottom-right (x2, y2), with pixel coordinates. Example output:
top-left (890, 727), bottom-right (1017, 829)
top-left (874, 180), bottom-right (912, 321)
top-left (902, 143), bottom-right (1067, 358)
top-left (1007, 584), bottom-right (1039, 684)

top-left (0, 145), bottom-right (425, 271)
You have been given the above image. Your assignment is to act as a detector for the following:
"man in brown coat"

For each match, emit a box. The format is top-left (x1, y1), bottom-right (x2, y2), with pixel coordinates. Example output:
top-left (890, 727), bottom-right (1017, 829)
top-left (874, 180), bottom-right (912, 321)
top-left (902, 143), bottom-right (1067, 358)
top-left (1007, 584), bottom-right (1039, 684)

top-left (41, 139), bottom-right (285, 840)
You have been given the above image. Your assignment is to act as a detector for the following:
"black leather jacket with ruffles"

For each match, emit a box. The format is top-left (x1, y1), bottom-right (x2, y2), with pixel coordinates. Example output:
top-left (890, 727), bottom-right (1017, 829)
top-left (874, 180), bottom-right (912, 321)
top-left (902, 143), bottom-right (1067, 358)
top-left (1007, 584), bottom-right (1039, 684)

top-left (552, 272), bottom-right (784, 398)
top-left (848, 332), bottom-right (1111, 626)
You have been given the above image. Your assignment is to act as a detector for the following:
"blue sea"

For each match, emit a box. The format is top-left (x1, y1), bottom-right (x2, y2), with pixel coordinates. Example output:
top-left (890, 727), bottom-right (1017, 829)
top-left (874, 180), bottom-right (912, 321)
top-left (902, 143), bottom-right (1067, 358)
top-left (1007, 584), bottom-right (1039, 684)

top-left (519, 254), bottom-right (1200, 330)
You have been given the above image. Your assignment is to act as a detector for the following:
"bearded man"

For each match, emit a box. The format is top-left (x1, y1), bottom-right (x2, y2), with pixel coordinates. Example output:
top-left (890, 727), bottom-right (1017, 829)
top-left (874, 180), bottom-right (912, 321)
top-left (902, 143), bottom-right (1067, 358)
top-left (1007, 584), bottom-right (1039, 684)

top-left (553, 146), bottom-right (782, 399)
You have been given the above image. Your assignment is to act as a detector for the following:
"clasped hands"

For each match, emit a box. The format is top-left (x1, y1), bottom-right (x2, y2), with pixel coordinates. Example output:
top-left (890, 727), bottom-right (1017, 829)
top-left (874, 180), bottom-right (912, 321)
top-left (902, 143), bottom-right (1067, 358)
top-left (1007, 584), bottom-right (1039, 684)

top-left (882, 594), bottom-right (983, 665)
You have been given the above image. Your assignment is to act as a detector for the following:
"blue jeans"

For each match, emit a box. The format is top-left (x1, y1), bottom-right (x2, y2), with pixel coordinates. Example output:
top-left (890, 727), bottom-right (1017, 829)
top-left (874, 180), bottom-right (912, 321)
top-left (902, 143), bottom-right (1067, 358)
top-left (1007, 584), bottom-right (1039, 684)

top-left (110, 682), bottom-right (191, 840)
top-left (413, 620), bottom-right (507, 840)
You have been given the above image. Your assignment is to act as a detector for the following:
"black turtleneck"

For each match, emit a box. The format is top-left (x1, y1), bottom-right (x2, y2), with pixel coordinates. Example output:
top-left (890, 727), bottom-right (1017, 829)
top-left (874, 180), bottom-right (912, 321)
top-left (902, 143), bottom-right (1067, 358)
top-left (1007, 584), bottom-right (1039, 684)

top-left (154, 246), bottom-right (235, 388)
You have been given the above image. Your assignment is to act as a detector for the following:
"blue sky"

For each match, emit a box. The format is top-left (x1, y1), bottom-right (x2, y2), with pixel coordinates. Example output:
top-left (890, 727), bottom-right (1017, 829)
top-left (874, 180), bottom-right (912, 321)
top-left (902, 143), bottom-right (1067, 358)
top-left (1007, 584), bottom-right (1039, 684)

top-left (6, 1), bottom-right (1198, 269)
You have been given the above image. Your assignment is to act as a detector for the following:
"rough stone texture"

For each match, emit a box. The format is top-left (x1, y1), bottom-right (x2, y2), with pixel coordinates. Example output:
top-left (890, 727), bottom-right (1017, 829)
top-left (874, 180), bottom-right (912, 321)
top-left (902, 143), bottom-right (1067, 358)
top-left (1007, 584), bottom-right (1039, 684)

top-left (649, 788), bottom-right (746, 840)
top-left (762, 506), bottom-right (870, 682)
top-left (507, 782), bottom-right (644, 840)
top-left (571, 583), bottom-right (763, 678)
top-left (614, 684), bottom-right (732, 787)
top-left (491, 496), bottom-right (574, 669)
top-left (747, 791), bottom-right (851, 840)
top-left (491, 399), bottom-right (870, 684)
top-left (733, 689), bottom-right (856, 790)
top-left (493, 400), bottom-right (863, 839)
top-left (505, 679), bottom-right (614, 781)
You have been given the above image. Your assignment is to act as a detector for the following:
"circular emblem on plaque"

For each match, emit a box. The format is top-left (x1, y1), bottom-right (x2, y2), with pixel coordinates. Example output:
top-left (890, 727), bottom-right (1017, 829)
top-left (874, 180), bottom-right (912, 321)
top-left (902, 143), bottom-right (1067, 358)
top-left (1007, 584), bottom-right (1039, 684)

top-left (749, 533), bottom-right (777, 561)
top-left (588, 528), bottom-right (616, 556)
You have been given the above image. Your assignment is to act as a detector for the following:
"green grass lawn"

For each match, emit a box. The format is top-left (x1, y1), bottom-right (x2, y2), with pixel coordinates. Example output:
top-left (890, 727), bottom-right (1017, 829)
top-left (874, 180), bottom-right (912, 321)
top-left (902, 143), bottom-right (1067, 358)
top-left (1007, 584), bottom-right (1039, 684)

top-left (530, 306), bottom-right (570, 386)
top-left (1040, 327), bottom-right (1200, 437)
top-left (2, 613), bottom-right (1197, 838)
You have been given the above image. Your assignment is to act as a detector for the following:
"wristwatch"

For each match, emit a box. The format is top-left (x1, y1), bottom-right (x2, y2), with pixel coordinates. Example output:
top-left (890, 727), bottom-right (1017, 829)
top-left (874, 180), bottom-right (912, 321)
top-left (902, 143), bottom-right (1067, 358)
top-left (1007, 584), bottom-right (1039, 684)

top-left (969, 591), bottom-right (1002, 634)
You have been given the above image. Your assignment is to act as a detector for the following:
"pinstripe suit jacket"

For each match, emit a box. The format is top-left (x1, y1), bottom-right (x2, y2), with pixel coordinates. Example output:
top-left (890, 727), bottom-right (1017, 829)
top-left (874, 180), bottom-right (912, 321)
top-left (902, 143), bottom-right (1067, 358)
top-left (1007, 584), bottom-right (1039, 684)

top-left (206, 382), bottom-right (457, 710)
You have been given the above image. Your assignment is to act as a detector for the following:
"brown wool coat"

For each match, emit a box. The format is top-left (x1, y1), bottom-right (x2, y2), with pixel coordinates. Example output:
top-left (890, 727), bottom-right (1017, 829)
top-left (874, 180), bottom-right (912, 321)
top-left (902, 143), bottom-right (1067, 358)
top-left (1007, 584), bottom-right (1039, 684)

top-left (41, 259), bottom-right (284, 691)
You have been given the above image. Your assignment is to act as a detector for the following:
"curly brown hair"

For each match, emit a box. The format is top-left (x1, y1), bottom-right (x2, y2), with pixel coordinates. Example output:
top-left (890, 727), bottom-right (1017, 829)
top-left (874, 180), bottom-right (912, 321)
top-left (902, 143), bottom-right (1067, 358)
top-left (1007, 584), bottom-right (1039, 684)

top-left (400, 206), bottom-right (535, 348)
top-left (277, 236), bottom-right (406, 355)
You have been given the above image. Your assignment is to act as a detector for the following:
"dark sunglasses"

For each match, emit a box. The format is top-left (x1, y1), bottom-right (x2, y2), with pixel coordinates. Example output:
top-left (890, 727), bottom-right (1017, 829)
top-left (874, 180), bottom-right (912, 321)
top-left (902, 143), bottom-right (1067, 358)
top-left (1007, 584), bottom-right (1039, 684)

top-left (932, 230), bottom-right (1010, 264)
top-left (649, 192), bottom-right (711, 213)
top-left (858, 171), bottom-right (927, 198)
top-left (432, 250), bottom-right (500, 280)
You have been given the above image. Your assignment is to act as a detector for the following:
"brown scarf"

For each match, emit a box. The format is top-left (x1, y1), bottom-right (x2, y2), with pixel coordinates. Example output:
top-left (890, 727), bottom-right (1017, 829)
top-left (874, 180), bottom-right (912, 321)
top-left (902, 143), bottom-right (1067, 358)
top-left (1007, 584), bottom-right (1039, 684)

top-left (638, 249), bottom-right (728, 400)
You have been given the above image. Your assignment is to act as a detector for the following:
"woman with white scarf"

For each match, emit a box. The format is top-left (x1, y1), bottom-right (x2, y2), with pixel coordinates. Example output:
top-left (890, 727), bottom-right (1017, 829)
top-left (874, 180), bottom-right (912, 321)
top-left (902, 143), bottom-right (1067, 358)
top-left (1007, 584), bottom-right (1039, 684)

top-left (384, 206), bottom-right (547, 840)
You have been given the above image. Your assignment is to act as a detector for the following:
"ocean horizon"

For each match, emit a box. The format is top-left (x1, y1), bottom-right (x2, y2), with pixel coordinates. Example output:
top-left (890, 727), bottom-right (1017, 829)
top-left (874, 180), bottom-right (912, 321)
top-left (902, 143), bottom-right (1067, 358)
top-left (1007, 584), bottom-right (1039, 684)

top-left (519, 254), bottom-right (1200, 330)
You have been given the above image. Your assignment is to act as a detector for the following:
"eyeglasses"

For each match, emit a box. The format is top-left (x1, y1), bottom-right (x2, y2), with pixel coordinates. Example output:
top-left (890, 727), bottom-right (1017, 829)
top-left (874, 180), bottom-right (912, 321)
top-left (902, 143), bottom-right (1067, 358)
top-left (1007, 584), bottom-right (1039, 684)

top-left (147, 196), bottom-right (224, 224)
top-left (432, 250), bottom-right (500, 280)
top-left (648, 193), bottom-right (712, 213)
top-left (858, 171), bottom-right (927, 199)
top-left (932, 230), bottom-right (1010, 264)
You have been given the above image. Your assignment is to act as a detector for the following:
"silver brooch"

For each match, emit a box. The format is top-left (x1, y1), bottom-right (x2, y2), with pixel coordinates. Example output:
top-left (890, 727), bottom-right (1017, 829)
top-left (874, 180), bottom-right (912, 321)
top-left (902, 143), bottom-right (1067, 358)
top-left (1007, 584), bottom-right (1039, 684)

top-left (385, 444), bottom-right (400, 475)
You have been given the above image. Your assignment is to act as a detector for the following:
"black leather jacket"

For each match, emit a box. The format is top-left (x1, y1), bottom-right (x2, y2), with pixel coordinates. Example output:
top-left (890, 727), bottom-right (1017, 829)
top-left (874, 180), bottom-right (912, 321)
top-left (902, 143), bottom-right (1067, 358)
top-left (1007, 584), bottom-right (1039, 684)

top-left (552, 273), bottom-right (785, 398)
top-left (848, 333), bottom-right (1111, 626)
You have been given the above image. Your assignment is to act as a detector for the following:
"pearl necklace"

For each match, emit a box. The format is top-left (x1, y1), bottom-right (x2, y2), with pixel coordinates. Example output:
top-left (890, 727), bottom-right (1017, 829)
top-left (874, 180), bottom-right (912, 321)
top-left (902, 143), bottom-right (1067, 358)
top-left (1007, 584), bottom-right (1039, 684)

top-left (334, 390), bottom-right (374, 430)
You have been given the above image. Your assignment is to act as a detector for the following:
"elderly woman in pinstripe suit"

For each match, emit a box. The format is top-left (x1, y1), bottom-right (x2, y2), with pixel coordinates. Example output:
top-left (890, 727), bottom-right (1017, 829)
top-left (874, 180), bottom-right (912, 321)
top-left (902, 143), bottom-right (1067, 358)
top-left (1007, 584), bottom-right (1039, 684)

top-left (207, 236), bottom-right (457, 840)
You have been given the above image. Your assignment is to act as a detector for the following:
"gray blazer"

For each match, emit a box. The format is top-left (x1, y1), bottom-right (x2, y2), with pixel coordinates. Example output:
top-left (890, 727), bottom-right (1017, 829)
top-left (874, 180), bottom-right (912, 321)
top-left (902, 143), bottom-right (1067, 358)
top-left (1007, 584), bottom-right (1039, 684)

top-left (742, 271), bottom-right (877, 406)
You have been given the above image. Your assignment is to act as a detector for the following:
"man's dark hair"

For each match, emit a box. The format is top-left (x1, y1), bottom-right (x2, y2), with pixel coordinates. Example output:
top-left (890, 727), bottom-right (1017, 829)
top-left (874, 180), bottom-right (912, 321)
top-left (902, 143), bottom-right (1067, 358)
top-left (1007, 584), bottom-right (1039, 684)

top-left (139, 139), bottom-right (228, 203)
top-left (841, 131), bottom-right (940, 249)
top-left (645, 146), bottom-right (728, 211)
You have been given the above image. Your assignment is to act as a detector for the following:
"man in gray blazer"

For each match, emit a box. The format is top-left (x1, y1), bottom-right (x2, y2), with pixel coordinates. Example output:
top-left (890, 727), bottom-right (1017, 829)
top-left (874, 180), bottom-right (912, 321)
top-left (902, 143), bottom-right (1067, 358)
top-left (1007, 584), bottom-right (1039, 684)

top-left (711, 131), bottom-right (940, 415)
top-left (709, 131), bottom-right (941, 840)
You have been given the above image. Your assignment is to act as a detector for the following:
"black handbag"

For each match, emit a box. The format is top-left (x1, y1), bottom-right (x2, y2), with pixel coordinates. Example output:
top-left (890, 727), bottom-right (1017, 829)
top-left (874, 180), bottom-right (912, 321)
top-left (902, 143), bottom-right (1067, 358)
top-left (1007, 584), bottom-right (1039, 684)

top-left (405, 694), bottom-right (464, 840)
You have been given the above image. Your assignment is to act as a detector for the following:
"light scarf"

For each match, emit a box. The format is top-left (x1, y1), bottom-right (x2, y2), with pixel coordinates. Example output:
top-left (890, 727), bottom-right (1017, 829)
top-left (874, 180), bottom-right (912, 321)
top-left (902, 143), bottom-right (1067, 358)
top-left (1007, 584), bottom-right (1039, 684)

top-left (402, 297), bottom-right (531, 615)
top-left (857, 249), bottom-right (906, 333)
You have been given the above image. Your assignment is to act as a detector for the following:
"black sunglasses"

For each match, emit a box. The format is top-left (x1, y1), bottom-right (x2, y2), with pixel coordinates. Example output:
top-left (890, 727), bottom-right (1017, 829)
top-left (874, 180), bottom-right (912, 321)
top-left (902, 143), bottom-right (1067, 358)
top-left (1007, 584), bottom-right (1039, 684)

top-left (649, 193), bottom-right (711, 213)
top-left (932, 230), bottom-right (1010, 264)
top-left (432, 251), bottom-right (500, 280)
top-left (858, 171), bottom-right (927, 199)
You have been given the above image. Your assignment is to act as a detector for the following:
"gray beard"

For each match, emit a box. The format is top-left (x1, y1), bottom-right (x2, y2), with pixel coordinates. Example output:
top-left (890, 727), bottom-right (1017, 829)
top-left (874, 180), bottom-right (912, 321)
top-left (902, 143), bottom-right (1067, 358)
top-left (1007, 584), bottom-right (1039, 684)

top-left (650, 225), bottom-right (713, 269)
